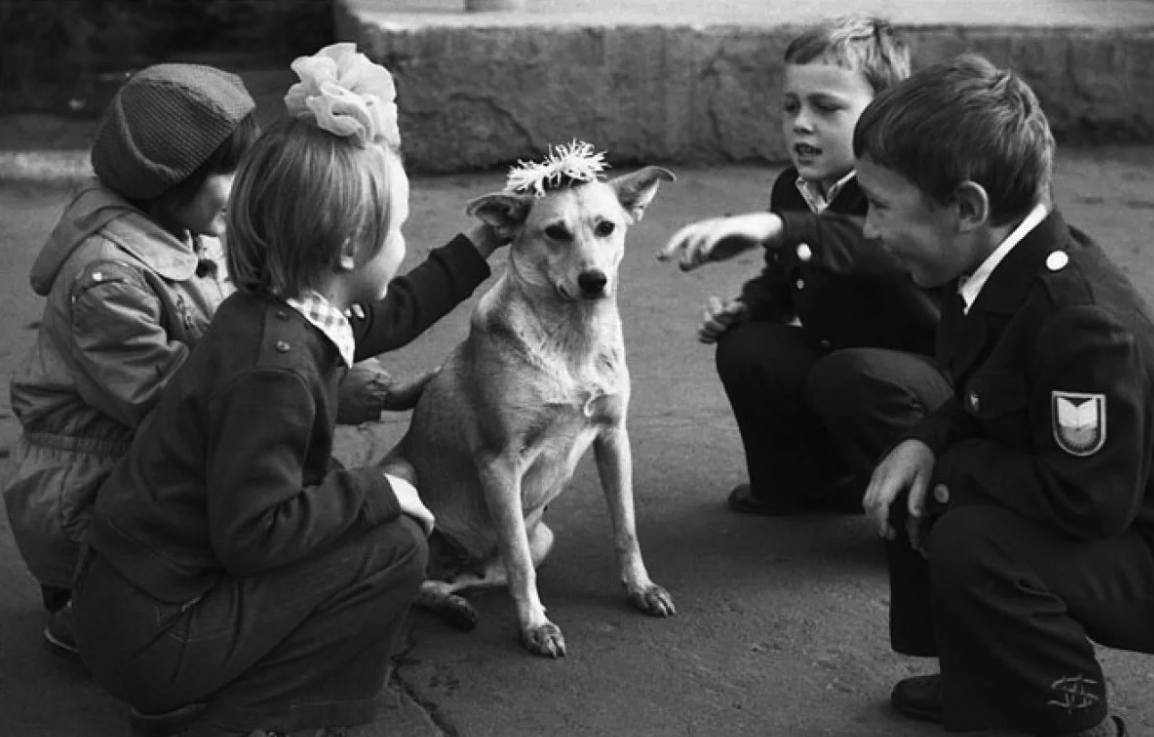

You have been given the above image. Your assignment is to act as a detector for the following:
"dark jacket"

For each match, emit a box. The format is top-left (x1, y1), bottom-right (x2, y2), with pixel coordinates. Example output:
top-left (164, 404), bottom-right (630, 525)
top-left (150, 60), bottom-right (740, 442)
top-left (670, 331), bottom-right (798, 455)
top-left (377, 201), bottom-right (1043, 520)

top-left (911, 211), bottom-right (1154, 544)
top-left (89, 235), bottom-right (491, 604)
top-left (739, 168), bottom-right (939, 356)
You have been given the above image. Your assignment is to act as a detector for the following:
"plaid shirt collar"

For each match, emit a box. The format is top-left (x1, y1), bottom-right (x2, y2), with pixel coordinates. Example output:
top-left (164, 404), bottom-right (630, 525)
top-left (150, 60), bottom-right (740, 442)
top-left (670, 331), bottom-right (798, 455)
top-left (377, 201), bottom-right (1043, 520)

top-left (285, 289), bottom-right (355, 368)
top-left (795, 170), bottom-right (856, 215)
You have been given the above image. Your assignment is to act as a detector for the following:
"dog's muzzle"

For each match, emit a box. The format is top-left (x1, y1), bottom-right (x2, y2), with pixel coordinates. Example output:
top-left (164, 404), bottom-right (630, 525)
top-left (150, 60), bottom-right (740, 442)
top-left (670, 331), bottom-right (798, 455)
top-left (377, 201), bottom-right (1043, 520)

top-left (576, 270), bottom-right (608, 299)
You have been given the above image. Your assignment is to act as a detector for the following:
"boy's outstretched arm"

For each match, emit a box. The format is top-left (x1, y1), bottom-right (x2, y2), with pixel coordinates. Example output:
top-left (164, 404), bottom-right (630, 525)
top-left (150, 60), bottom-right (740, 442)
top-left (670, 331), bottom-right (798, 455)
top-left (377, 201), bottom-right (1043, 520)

top-left (658, 212), bottom-right (784, 271)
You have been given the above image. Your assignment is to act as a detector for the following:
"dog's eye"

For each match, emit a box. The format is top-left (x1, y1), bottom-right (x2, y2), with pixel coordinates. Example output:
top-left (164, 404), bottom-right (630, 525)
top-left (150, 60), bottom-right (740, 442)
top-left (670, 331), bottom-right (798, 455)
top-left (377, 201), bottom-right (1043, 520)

top-left (544, 225), bottom-right (571, 241)
top-left (595, 221), bottom-right (616, 238)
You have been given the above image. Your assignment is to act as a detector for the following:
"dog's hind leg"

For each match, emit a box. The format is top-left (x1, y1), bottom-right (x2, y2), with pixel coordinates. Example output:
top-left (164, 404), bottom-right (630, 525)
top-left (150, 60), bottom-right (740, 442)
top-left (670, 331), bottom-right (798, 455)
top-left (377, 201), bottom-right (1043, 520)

top-left (593, 424), bottom-right (676, 618)
top-left (417, 581), bottom-right (480, 631)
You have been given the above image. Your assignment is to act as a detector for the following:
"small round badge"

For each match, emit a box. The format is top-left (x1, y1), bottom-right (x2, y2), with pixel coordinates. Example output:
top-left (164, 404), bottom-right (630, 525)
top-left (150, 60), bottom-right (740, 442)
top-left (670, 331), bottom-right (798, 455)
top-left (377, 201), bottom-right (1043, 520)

top-left (1045, 251), bottom-right (1069, 271)
top-left (796, 243), bottom-right (813, 262)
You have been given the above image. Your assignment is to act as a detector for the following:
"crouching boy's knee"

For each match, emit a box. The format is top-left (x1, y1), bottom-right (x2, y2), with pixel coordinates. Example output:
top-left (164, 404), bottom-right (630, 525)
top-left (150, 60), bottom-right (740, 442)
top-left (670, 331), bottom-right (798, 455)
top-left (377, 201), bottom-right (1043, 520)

top-left (354, 516), bottom-right (429, 599)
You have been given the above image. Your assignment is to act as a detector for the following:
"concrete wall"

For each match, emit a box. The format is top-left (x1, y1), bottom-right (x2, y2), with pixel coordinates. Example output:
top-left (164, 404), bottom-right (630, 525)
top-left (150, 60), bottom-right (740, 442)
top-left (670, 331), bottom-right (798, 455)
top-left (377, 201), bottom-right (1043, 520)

top-left (336, 3), bottom-right (1154, 174)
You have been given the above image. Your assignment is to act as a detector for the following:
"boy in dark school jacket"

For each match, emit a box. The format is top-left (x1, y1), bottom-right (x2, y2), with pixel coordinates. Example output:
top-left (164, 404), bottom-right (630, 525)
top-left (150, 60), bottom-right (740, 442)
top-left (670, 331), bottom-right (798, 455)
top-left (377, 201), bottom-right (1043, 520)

top-left (660, 15), bottom-right (948, 515)
top-left (860, 54), bottom-right (1153, 737)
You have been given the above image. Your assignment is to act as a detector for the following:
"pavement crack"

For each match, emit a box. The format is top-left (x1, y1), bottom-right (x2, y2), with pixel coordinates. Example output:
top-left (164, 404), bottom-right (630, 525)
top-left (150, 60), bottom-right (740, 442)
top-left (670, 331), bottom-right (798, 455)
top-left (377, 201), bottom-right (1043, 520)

top-left (393, 636), bottom-right (460, 737)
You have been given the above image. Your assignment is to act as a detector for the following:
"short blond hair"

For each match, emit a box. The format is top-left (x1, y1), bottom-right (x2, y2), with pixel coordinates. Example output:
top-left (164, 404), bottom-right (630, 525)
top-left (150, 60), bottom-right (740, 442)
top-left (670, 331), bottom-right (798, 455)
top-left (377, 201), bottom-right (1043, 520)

top-left (784, 15), bottom-right (911, 95)
top-left (226, 117), bottom-right (402, 298)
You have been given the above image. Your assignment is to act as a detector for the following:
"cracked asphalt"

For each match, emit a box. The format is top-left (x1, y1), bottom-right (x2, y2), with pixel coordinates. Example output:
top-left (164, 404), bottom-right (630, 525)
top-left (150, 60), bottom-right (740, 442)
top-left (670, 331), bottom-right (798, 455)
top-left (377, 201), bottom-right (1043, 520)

top-left (2, 145), bottom-right (1153, 735)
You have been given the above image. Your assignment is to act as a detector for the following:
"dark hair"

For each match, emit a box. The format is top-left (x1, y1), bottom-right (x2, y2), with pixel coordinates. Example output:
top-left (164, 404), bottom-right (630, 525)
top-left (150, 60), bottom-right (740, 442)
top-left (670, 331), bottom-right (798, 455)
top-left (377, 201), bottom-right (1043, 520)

top-left (226, 117), bottom-right (400, 298)
top-left (853, 54), bottom-right (1054, 226)
top-left (153, 112), bottom-right (261, 212)
top-left (784, 14), bottom-right (911, 95)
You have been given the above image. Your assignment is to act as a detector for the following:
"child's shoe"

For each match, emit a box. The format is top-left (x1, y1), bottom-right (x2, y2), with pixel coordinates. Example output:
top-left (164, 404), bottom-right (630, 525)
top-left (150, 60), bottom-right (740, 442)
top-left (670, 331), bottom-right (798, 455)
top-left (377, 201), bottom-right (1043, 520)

top-left (42, 601), bottom-right (80, 659)
top-left (129, 702), bottom-right (207, 737)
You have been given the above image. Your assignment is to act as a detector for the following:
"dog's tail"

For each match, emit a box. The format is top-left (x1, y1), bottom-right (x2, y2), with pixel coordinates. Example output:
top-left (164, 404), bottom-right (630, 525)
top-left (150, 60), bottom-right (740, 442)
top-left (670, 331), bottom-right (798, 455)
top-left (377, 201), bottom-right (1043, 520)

top-left (381, 366), bottom-right (439, 411)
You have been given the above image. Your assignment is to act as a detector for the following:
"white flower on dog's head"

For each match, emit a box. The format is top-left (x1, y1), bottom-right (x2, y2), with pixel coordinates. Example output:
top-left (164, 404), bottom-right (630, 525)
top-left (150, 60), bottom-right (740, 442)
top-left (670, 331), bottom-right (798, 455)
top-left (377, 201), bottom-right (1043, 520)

top-left (284, 42), bottom-right (400, 148)
top-left (506, 140), bottom-right (609, 198)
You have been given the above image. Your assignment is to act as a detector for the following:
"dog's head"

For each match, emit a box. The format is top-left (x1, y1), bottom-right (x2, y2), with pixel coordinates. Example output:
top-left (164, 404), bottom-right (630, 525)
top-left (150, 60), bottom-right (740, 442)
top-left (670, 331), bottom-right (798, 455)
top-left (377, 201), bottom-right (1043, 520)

top-left (467, 166), bottom-right (675, 301)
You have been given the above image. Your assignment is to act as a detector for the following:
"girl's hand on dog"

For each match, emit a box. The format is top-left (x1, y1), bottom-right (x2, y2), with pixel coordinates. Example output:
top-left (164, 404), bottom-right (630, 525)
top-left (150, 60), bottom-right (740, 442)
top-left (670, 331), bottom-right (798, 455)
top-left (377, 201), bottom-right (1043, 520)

top-left (467, 223), bottom-right (512, 260)
top-left (381, 367), bottom-right (439, 411)
top-left (658, 212), bottom-right (784, 271)
top-left (336, 358), bottom-right (391, 425)
top-left (381, 457), bottom-right (436, 536)
top-left (698, 297), bottom-right (749, 344)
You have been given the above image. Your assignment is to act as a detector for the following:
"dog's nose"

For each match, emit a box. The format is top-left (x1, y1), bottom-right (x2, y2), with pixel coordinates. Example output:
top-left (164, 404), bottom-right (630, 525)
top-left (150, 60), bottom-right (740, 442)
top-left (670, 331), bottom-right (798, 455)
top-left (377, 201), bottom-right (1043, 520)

top-left (577, 270), bottom-right (608, 296)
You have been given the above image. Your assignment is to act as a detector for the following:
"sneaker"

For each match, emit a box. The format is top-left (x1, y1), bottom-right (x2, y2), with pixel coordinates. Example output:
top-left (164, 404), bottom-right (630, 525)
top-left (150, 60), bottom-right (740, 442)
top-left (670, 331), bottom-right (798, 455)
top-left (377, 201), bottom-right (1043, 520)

top-left (42, 601), bottom-right (80, 659)
top-left (890, 674), bottom-right (943, 723)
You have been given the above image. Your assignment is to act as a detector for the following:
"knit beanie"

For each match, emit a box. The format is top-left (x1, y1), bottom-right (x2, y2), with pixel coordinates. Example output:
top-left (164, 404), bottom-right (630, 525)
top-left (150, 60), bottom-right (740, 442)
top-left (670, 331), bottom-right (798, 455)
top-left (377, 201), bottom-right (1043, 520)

top-left (91, 63), bottom-right (255, 201)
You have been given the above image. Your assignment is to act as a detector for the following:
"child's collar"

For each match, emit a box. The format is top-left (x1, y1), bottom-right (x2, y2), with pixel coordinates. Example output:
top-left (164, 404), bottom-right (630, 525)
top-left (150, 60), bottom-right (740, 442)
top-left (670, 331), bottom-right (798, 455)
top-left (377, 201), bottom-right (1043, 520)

top-left (795, 170), bottom-right (856, 215)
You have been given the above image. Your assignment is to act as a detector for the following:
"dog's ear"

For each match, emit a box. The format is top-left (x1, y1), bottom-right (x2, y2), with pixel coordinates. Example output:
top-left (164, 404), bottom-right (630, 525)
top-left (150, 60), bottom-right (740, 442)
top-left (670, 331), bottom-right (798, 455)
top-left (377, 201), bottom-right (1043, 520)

top-left (610, 166), bottom-right (676, 223)
top-left (466, 193), bottom-right (534, 238)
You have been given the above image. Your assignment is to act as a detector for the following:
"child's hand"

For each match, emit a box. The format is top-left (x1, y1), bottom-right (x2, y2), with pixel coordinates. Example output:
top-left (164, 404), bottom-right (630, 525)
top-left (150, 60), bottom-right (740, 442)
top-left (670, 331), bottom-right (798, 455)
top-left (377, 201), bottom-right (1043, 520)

top-left (381, 367), bottom-right (439, 411)
top-left (467, 223), bottom-right (512, 260)
top-left (381, 457), bottom-right (435, 537)
top-left (698, 297), bottom-right (749, 344)
top-left (658, 212), bottom-right (784, 271)
top-left (336, 358), bottom-right (391, 425)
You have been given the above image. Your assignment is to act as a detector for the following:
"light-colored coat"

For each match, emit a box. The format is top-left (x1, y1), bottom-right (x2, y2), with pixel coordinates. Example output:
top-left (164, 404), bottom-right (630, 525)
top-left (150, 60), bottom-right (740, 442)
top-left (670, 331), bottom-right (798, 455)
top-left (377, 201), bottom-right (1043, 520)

top-left (4, 180), bottom-right (230, 588)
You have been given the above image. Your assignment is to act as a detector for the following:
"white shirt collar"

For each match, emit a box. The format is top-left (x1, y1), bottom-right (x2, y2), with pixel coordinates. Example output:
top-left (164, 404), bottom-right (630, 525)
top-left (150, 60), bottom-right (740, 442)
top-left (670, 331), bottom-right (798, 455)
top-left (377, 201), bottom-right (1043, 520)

top-left (795, 170), bottom-right (856, 215)
top-left (958, 203), bottom-right (1049, 314)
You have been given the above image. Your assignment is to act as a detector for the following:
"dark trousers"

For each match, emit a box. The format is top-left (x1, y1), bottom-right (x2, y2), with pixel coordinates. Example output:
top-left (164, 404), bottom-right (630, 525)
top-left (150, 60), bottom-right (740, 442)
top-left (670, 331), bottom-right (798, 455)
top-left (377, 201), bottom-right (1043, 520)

top-left (715, 321), bottom-right (951, 499)
top-left (72, 518), bottom-right (427, 737)
top-left (887, 504), bottom-right (1154, 735)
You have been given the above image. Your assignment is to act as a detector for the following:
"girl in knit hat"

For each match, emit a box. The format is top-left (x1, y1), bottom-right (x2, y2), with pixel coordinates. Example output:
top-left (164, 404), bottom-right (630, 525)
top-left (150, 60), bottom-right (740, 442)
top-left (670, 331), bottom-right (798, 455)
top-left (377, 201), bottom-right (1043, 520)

top-left (4, 62), bottom-right (261, 658)
top-left (71, 43), bottom-right (507, 737)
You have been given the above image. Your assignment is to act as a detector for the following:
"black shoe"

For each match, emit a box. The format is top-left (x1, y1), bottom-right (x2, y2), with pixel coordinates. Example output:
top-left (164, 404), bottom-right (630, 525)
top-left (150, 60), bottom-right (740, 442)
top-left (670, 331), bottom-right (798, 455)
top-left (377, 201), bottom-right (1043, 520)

top-left (129, 703), bottom-right (207, 737)
top-left (891, 674), bottom-right (943, 723)
top-left (726, 480), bottom-right (863, 517)
top-left (43, 601), bottom-right (80, 660)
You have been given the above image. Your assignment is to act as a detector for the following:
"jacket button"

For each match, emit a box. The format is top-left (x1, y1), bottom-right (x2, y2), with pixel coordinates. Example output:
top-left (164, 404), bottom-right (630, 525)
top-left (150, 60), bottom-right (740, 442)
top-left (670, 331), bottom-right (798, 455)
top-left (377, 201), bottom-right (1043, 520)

top-left (819, 339), bottom-right (831, 351)
top-left (968, 390), bottom-right (980, 412)
top-left (795, 278), bottom-right (805, 290)
top-left (275, 310), bottom-right (289, 321)
top-left (796, 243), bottom-right (812, 262)
top-left (933, 484), bottom-right (950, 504)
top-left (275, 340), bottom-right (291, 353)
top-left (1046, 251), bottom-right (1069, 271)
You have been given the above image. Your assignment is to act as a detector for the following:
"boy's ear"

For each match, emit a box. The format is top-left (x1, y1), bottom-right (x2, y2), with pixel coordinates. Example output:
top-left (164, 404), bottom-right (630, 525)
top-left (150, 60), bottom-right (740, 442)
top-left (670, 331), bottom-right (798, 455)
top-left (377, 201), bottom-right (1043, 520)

top-left (952, 181), bottom-right (990, 233)
top-left (335, 237), bottom-right (358, 272)
top-left (610, 166), bottom-right (676, 223)
top-left (466, 193), bottom-right (534, 239)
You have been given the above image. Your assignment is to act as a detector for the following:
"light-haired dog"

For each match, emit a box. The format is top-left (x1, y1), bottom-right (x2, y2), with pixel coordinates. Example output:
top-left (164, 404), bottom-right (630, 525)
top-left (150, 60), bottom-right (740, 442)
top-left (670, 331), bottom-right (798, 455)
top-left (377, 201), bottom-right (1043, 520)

top-left (392, 164), bottom-right (676, 657)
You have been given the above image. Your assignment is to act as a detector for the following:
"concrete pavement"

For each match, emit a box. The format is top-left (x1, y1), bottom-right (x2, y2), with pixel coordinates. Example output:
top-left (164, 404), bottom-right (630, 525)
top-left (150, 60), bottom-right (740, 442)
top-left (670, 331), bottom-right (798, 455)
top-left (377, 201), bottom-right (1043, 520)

top-left (2, 146), bottom-right (1154, 735)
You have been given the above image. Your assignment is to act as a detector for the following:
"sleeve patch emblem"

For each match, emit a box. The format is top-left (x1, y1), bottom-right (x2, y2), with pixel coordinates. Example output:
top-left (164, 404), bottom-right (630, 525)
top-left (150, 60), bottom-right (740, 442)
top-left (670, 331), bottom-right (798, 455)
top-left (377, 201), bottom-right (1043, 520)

top-left (1051, 392), bottom-right (1106, 457)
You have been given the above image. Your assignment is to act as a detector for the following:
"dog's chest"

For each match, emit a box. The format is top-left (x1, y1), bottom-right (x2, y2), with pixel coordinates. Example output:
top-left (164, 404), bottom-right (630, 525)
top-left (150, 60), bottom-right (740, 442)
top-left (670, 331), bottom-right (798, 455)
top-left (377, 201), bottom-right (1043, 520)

top-left (535, 342), bottom-right (626, 419)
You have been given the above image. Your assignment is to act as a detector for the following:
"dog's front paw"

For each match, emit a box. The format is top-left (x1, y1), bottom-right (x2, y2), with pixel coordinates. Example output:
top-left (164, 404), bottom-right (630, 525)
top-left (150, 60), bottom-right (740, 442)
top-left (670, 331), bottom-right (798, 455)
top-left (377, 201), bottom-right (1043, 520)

top-left (627, 583), bottom-right (676, 618)
top-left (521, 622), bottom-right (567, 658)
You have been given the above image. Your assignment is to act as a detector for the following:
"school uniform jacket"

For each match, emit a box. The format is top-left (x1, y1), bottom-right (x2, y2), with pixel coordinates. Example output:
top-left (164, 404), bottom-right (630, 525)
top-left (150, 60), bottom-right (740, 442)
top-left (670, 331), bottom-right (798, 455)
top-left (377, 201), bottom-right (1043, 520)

top-left (910, 210), bottom-right (1154, 544)
top-left (738, 168), bottom-right (940, 356)
top-left (89, 236), bottom-right (491, 604)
